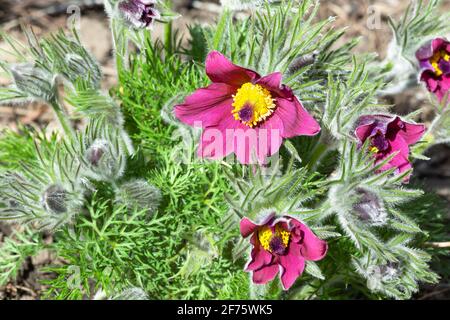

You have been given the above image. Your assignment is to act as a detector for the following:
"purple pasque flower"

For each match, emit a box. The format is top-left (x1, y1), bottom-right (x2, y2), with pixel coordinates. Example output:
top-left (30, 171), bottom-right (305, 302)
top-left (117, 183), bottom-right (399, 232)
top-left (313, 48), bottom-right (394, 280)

top-left (355, 115), bottom-right (425, 180)
top-left (118, 0), bottom-right (161, 30)
top-left (416, 38), bottom-right (450, 102)
top-left (240, 213), bottom-right (328, 290)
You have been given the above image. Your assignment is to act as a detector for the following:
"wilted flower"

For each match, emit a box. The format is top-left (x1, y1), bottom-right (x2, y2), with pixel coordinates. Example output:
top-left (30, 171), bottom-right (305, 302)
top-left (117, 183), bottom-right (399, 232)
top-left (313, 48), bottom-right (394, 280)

top-left (118, 0), bottom-right (161, 30)
top-left (416, 38), bottom-right (450, 102)
top-left (174, 51), bottom-right (320, 164)
top-left (240, 213), bottom-right (328, 290)
top-left (353, 188), bottom-right (387, 226)
top-left (355, 115), bottom-right (425, 180)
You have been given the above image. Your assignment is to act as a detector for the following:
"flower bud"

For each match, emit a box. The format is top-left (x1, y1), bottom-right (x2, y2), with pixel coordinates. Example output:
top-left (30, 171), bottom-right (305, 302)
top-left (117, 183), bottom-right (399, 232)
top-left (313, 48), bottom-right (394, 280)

top-left (352, 187), bottom-right (387, 226)
top-left (84, 139), bottom-right (125, 181)
top-left (42, 184), bottom-right (68, 214)
top-left (11, 63), bottom-right (56, 102)
top-left (64, 53), bottom-right (101, 89)
top-left (367, 262), bottom-right (401, 291)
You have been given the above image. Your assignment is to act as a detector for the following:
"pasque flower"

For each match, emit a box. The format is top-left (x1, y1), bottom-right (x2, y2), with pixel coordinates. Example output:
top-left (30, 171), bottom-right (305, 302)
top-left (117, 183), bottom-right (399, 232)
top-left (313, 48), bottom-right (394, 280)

top-left (416, 38), bottom-right (450, 101)
top-left (355, 115), bottom-right (425, 179)
top-left (174, 51), bottom-right (320, 164)
top-left (118, 0), bottom-right (161, 30)
top-left (240, 213), bottom-right (328, 290)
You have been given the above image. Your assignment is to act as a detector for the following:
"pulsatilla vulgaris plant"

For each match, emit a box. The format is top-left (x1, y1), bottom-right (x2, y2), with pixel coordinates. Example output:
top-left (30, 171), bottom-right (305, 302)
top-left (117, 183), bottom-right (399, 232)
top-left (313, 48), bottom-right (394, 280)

top-left (0, 0), bottom-right (449, 300)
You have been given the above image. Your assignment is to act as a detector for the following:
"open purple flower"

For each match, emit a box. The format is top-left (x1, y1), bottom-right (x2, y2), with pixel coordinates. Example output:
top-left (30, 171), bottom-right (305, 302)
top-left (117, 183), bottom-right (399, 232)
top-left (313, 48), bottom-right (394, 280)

top-left (118, 0), bottom-right (161, 30)
top-left (174, 51), bottom-right (321, 164)
top-left (355, 115), bottom-right (425, 179)
top-left (240, 213), bottom-right (328, 290)
top-left (416, 38), bottom-right (450, 101)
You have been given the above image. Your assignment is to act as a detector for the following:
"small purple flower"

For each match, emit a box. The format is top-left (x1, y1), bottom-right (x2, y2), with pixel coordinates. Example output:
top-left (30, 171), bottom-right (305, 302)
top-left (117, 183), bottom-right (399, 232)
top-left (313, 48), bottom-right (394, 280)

top-left (355, 115), bottom-right (425, 181)
top-left (118, 0), bottom-right (161, 30)
top-left (416, 38), bottom-right (450, 102)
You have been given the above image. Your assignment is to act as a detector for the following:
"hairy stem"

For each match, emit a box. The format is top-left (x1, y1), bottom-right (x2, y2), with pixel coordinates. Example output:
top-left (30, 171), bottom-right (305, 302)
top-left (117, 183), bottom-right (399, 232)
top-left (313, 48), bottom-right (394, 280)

top-left (50, 100), bottom-right (75, 138)
top-left (164, 0), bottom-right (173, 55)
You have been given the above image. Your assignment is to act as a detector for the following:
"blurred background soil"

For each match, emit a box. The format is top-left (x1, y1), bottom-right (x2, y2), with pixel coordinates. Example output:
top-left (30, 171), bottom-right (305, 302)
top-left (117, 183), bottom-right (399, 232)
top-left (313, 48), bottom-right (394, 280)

top-left (0, 0), bottom-right (449, 299)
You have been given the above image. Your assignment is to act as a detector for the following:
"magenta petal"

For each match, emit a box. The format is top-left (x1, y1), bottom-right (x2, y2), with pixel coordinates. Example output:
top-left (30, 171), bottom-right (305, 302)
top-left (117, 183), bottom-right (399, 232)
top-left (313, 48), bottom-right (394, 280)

top-left (255, 113), bottom-right (284, 163)
top-left (240, 218), bottom-right (259, 238)
top-left (276, 97), bottom-right (321, 138)
top-left (174, 83), bottom-right (235, 127)
top-left (240, 213), bottom-right (276, 238)
top-left (386, 135), bottom-right (410, 164)
top-left (205, 51), bottom-right (260, 87)
top-left (246, 244), bottom-right (273, 271)
top-left (256, 72), bottom-right (282, 93)
top-left (252, 264), bottom-right (279, 285)
top-left (297, 225), bottom-right (328, 261)
top-left (378, 135), bottom-right (411, 178)
top-left (233, 123), bottom-right (283, 165)
top-left (435, 75), bottom-right (450, 101)
top-left (421, 72), bottom-right (439, 92)
top-left (198, 114), bottom-right (239, 160)
top-left (432, 38), bottom-right (447, 52)
top-left (399, 122), bottom-right (426, 145)
top-left (279, 243), bottom-right (305, 290)
top-left (355, 122), bottom-right (375, 143)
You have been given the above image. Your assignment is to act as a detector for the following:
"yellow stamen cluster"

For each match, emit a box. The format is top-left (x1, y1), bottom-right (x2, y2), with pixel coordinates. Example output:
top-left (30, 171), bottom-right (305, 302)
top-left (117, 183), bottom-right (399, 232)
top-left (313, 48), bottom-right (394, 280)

top-left (276, 225), bottom-right (290, 248)
top-left (258, 226), bottom-right (273, 251)
top-left (232, 83), bottom-right (276, 127)
top-left (369, 146), bottom-right (380, 154)
top-left (430, 49), bottom-right (450, 77)
top-left (257, 224), bottom-right (291, 253)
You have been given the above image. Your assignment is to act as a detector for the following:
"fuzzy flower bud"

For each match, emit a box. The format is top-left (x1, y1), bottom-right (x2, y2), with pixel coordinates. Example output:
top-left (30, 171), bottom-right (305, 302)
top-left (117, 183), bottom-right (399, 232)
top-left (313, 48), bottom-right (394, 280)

top-left (84, 139), bottom-right (125, 181)
top-left (42, 184), bottom-right (68, 214)
top-left (11, 63), bottom-right (56, 102)
top-left (367, 262), bottom-right (401, 291)
top-left (352, 188), bottom-right (387, 226)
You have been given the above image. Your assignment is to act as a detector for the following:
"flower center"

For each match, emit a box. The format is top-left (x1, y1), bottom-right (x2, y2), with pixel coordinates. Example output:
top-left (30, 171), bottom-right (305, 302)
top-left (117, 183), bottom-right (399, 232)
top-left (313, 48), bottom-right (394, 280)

top-left (232, 83), bottom-right (276, 127)
top-left (258, 225), bottom-right (290, 254)
top-left (369, 133), bottom-right (389, 154)
top-left (430, 49), bottom-right (450, 76)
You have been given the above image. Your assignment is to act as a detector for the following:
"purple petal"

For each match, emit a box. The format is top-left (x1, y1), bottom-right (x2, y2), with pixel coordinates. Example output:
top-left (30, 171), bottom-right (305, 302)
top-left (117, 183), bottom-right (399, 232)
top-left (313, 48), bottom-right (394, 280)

top-left (415, 40), bottom-right (434, 61)
top-left (439, 60), bottom-right (450, 75)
